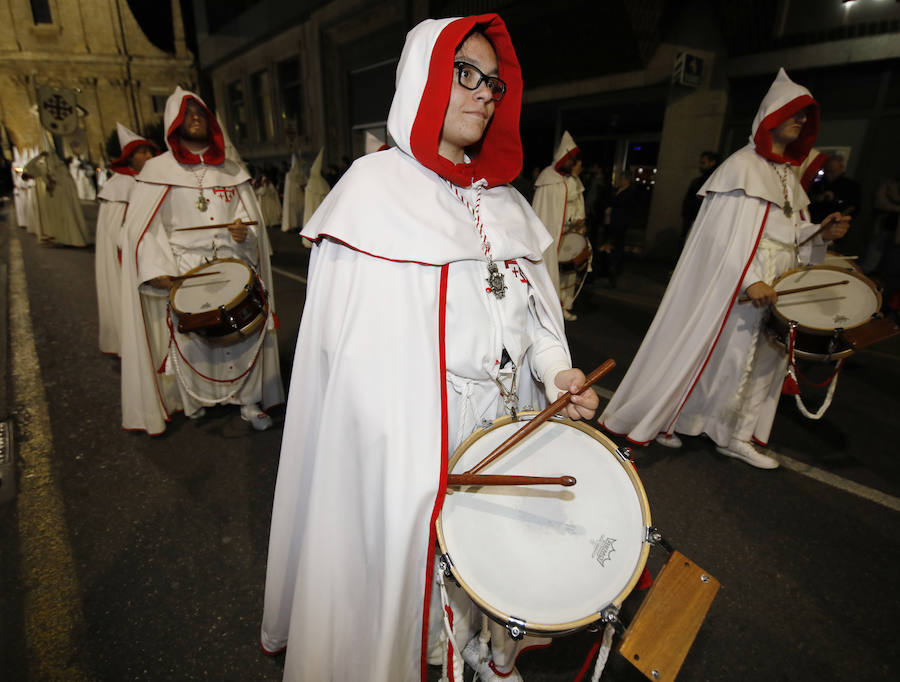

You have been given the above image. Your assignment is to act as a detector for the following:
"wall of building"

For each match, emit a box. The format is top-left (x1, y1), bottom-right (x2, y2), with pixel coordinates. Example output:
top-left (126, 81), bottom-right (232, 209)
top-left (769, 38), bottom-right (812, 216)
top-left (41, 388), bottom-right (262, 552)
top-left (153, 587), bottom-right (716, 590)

top-left (0, 0), bottom-right (195, 164)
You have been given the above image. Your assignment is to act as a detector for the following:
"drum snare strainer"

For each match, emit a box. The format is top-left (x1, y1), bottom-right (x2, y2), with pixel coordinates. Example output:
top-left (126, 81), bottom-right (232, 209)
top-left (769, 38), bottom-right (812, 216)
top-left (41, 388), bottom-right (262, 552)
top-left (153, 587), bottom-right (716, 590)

top-left (436, 413), bottom-right (651, 637)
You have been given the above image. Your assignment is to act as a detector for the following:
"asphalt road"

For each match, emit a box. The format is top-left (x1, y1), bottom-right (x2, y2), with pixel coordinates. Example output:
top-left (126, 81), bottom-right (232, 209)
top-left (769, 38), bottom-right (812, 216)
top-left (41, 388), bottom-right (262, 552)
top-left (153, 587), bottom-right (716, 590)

top-left (1, 211), bottom-right (898, 682)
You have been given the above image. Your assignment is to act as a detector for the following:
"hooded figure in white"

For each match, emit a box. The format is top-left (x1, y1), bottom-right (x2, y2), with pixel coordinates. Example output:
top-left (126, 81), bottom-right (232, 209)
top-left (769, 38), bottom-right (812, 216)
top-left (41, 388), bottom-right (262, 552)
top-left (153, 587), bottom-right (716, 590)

top-left (256, 175), bottom-right (282, 226)
top-left (260, 14), bottom-right (599, 682)
top-left (600, 69), bottom-right (849, 466)
top-left (531, 131), bottom-right (585, 317)
top-left (70, 156), bottom-right (97, 201)
top-left (95, 123), bottom-right (159, 355)
top-left (302, 147), bottom-right (329, 226)
top-left (23, 134), bottom-right (91, 247)
top-left (280, 153), bottom-right (306, 232)
top-left (119, 86), bottom-right (284, 435)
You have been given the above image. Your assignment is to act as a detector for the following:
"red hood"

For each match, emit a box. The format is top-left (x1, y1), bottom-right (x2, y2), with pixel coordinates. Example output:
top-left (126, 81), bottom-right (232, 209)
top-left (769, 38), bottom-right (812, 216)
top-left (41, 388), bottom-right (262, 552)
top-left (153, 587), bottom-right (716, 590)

top-left (109, 138), bottom-right (159, 176)
top-left (166, 95), bottom-right (226, 166)
top-left (399, 15), bottom-right (523, 188)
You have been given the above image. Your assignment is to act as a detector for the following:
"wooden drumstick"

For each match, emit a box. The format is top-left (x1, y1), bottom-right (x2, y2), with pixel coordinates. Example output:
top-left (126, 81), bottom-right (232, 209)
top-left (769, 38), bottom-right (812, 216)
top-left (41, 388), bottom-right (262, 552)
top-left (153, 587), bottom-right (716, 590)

top-left (447, 474), bottom-right (576, 487)
top-left (169, 271), bottom-right (221, 282)
top-left (464, 359), bottom-right (616, 476)
top-left (738, 279), bottom-right (849, 304)
top-left (174, 220), bottom-right (258, 232)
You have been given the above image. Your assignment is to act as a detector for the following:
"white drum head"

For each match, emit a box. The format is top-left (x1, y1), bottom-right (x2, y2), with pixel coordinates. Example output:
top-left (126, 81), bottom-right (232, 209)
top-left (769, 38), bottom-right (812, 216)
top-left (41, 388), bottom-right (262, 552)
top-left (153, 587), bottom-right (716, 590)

top-left (171, 260), bottom-right (252, 315)
top-left (773, 266), bottom-right (879, 332)
top-left (437, 415), bottom-right (650, 633)
top-left (558, 232), bottom-right (587, 263)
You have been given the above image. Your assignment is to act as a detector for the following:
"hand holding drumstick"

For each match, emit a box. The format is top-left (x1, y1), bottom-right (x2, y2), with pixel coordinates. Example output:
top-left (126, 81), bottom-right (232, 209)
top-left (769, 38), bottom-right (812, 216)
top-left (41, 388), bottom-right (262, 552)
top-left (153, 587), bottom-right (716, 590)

top-left (552, 367), bottom-right (601, 421)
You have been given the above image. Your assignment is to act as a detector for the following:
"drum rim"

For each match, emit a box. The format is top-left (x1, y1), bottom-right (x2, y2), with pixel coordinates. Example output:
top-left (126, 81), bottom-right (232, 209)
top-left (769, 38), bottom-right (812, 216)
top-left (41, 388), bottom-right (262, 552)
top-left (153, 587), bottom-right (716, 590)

top-left (169, 257), bottom-right (255, 315)
top-left (436, 412), bottom-right (651, 635)
top-left (770, 264), bottom-right (881, 334)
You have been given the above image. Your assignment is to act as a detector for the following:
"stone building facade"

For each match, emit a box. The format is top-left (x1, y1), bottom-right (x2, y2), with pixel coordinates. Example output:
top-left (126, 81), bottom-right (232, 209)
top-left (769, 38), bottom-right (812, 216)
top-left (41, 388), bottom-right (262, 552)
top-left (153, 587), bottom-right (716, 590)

top-left (0, 0), bottom-right (196, 163)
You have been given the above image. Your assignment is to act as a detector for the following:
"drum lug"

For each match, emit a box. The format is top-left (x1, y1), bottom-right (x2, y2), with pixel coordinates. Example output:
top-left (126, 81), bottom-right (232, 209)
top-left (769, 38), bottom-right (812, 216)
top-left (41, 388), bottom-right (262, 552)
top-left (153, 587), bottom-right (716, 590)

top-left (615, 446), bottom-right (633, 463)
top-left (438, 553), bottom-right (456, 582)
top-left (599, 606), bottom-right (625, 635)
top-left (505, 616), bottom-right (527, 641)
top-left (646, 526), bottom-right (673, 553)
top-left (827, 328), bottom-right (844, 357)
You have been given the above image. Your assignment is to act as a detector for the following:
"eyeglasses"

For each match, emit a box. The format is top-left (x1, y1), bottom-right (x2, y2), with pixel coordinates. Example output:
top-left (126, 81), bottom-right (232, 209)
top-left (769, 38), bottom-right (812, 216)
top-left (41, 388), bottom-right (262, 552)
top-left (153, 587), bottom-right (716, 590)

top-left (454, 61), bottom-right (507, 102)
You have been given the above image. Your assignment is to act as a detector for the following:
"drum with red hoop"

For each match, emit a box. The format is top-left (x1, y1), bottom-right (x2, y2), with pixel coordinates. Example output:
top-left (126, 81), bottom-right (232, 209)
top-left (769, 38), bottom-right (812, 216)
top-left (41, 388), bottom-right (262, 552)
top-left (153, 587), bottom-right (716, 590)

top-left (766, 264), bottom-right (881, 361)
top-left (168, 258), bottom-right (268, 344)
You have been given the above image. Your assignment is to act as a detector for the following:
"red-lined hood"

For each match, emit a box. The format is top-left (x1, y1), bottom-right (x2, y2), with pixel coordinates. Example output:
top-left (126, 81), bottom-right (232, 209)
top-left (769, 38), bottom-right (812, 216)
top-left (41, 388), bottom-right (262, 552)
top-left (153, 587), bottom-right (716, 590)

top-left (163, 86), bottom-right (226, 165)
top-left (552, 130), bottom-right (580, 173)
top-left (750, 68), bottom-right (819, 166)
top-left (386, 15), bottom-right (523, 188)
top-left (109, 122), bottom-right (159, 176)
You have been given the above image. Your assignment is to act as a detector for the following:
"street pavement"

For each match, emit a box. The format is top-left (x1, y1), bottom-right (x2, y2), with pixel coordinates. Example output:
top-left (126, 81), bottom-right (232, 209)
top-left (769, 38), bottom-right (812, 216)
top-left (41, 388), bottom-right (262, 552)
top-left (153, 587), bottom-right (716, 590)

top-left (1, 203), bottom-right (898, 682)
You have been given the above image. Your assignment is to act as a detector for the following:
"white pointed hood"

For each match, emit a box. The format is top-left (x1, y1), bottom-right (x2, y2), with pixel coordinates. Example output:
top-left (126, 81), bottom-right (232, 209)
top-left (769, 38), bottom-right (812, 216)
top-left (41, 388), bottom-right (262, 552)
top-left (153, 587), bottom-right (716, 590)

top-left (387, 15), bottom-right (524, 188)
top-left (109, 123), bottom-right (159, 176)
top-left (700, 69), bottom-right (819, 209)
top-left (749, 68), bottom-right (819, 166)
top-left (552, 130), bottom-right (579, 169)
top-left (136, 86), bottom-right (249, 188)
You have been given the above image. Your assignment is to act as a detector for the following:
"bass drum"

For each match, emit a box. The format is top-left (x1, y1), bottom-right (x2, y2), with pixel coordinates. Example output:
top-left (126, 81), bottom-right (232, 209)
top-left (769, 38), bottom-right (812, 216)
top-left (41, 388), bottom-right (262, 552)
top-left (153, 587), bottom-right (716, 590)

top-left (766, 264), bottom-right (881, 361)
top-left (436, 413), bottom-right (650, 636)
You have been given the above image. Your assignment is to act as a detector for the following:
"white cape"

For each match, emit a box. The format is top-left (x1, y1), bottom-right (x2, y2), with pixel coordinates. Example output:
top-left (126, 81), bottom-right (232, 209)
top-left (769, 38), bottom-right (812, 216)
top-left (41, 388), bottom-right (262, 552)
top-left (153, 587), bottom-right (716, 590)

top-left (261, 148), bottom-right (566, 681)
top-left (95, 172), bottom-right (135, 354)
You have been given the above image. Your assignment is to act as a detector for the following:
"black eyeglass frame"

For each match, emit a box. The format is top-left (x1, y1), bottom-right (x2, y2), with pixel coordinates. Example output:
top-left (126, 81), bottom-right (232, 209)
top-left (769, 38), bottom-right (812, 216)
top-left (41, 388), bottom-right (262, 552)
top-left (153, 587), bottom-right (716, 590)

top-left (453, 61), bottom-right (507, 102)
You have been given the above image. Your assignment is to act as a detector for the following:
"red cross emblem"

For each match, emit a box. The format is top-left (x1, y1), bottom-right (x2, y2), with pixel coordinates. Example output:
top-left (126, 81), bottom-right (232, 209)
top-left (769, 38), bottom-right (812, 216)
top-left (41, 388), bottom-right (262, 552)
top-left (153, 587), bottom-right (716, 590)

top-left (212, 187), bottom-right (236, 202)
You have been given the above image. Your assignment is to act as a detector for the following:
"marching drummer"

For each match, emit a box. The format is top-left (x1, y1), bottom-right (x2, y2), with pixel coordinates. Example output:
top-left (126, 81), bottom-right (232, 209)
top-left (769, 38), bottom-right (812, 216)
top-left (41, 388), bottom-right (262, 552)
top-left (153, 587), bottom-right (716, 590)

top-left (532, 130), bottom-right (586, 321)
top-left (119, 87), bottom-right (284, 435)
top-left (261, 15), bottom-right (599, 682)
top-left (600, 68), bottom-right (850, 469)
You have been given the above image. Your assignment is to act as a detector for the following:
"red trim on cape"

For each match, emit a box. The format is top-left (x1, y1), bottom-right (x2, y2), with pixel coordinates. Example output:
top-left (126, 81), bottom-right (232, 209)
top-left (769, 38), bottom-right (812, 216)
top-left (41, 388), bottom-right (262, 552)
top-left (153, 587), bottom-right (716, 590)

top-left (409, 14), bottom-right (523, 189)
top-left (420, 264), bottom-right (450, 681)
top-left (166, 95), bottom-right (226, 166)
top-left (597, 421), bottom-right (653, 447)
top-left (753, 95), bottom-right (819, 165)
top-left (110, 139), bottom-right (159, 175)
top-left (665, 203), bottom-right (772, 434)
top-left (135, 187), bottom-right (174, 422)
top-left (312, 233), bottom-right (448, 267)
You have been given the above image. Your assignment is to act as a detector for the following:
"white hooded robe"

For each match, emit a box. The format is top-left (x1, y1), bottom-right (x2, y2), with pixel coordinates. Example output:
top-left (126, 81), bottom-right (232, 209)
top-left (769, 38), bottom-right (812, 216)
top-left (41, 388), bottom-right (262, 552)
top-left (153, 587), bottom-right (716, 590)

top-left (600, 69), bottom-right (829, 447)
top-left (119, 87), bottom-right (283, 435)
top-left (261, 15), bottom-right (573, 682)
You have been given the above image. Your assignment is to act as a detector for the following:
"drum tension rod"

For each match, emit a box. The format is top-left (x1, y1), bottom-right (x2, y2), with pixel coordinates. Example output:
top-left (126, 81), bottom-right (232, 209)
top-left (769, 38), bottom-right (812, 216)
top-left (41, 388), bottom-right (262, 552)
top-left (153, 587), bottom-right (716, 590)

top-left (505, 616), bottom-right (527, 640)
top-left (646, 526), bottom-right (674, 553)
top-left (438, 554), bottom-right (457, 583)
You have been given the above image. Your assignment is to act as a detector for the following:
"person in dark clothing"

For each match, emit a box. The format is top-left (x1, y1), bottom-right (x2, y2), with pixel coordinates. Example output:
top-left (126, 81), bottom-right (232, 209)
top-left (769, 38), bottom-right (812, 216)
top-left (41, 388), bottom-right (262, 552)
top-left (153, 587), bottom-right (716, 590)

top-left (598, 168), bottom-right (638, 288)
top-left (807, 155), bottom-right (861, 224)
top-left (679, 151), bottom-right (720, 250)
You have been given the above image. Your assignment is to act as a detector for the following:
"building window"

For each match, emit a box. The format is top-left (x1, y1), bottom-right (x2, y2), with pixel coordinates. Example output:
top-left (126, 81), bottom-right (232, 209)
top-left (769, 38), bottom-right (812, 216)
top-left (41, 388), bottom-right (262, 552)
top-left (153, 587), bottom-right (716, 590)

top-left (277, 57), bottom-right (303, 136)
top-left (30, 0), bottom-right (52, 24)
top-left (250, 70), bottom-right (275, 143)
top-left (227, 79), bottom-right (247, 142)
top-left (151, 95), bottom-right (168, 115)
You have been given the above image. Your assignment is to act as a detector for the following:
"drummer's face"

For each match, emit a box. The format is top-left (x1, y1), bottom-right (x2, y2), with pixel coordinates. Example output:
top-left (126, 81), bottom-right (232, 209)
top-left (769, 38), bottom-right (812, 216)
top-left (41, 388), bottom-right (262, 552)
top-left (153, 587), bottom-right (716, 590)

top-left (438, 33), bottom-right (497, 164)
top-left (129, 145), bottom-right (154, 173)
top-left (179, 100), bottom-right (209, 143)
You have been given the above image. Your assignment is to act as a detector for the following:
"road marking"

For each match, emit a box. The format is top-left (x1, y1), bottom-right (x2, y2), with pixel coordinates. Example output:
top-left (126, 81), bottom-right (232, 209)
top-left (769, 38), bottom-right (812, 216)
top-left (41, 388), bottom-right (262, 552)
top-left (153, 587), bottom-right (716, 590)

top-left (594, 391), bottom-right (900, 512)
top-left (271, 266), bottom-right (307, 284)
top-left (770, 449), bottom-right (900, 513)
top-left (9, 231), bottom-right (89, 680)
